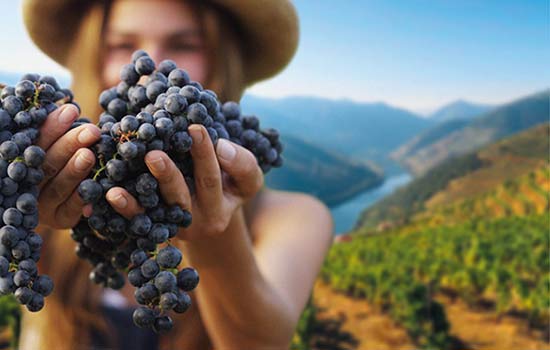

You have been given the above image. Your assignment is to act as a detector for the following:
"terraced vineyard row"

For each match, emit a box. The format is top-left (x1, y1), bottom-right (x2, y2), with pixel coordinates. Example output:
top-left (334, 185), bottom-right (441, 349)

top-left (321, 214), bottom-right (549, 349)
top-left (412, 166), bottom-right (549, 228)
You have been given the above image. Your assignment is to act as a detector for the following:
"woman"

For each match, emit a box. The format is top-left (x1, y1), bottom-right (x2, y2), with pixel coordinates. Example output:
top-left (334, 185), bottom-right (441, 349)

top-left (19, 0), bottom-right (333, 349)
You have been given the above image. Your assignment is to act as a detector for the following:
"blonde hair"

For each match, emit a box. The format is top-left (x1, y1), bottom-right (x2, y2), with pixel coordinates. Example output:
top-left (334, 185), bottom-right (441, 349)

top-left (20, 1), bottom-right (246, 349)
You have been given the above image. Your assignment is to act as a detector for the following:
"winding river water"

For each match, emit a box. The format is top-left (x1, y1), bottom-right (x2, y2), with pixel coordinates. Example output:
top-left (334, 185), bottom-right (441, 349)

top-left (330, 173), bottom-right (412, 234)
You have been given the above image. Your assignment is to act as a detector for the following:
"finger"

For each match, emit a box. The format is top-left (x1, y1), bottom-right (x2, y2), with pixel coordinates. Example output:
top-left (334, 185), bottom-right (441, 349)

top-left (187, 125), bottom-right (223, 207)
top-left (216, 139), bottom-right (264, 199)
top-left (54, 189), bottom-right (87, 228)
top-left (144, 151), bottom-right (191, 211)
top-left (105, 187), bottom-right (144, 219)
top-left (41, 123), bottom-right (101, 184)
top-left (36, 104), bottom-right (80, 150)
top-left (39, 148), bottom-right (96, 209)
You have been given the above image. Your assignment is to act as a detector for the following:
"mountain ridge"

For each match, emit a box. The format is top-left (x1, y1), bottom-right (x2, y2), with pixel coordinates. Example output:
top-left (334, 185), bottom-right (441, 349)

top-left (428, 99), bottom-right (493, 122)
top-left (392, 89), bottom-right (549, 176)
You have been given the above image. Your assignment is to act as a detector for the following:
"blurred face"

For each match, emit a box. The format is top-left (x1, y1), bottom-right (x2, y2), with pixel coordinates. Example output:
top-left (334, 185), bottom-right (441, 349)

top-left (102, 0), bottom-right (208, 87)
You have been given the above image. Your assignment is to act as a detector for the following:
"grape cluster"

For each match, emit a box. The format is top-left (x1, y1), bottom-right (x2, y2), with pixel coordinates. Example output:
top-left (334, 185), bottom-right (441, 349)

top-left (72, 50), bottom-right (283, 333)
top-left (0, 75), bottom-right (78, 311)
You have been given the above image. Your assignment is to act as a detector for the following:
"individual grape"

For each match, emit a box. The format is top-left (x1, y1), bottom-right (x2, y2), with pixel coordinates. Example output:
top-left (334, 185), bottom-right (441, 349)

top-left (133, 306), bottom-right (156, 328)
top-left (164, 93), bottom-right (187, 115)
top-left (146, 81), bottom-right (167, 102)
top-left (157, 59), bottom-right (177, 76)
top-left (129, 215), bottom-right (152, 237)
top-left (7, 162), bottom-right (27, 182)
top-left (0, 141), bottom-right (20, 161)
top-left (0, 273), bottom-right (16, 295)
top-left (157, 245), bottom-right (182, 269)
top-left (153, 316), bottom-right (173, 333)
top-left (14, 286), bottom-right (33, 304)
top-left (135, 283), bottom-right (158, 304)
top-left (159, 292), bottom-right (178, 310)
top-left (26, 292), bottom-right (44, 312)
top-left (2, 96), bottom-right (24, 116)
top-left (173, 290), bottom-right (192, 313)
top-left (135, 56), bottom-right (156, 76)
top-left (107, 98), bottom-right (127, 118)
top-left (13, 270), bottom-right (31, 287)
top-left (141, 259), bottom-right (160, 279)
top-left (14, 111), bottom-right (32, 128)
top-left (117, 141), bottom-right (139, 159)
top-left (3, 208), bottom-right (23, 227)
top-left (128, 268), bottom-right (147, 287)
top-left (15, 80), bottom-right (36, 98)
top-left (106, 159), bottom-right (128, 182)
top-left (137, 123), bottom-right (156, 141)
top-left (154, 270), bottom-right (177, 293)
top-left (148, 224), bottom-right (169, 243)
top-left (154, 117), bottom-right (174, 138)
top-left (120, 64), bottom-right (140, 85)
top-left (187, 103), bottom-right (208, 124)
top-left (168, 69), bottom-right (190, 87)
top-left (23, 145), bottom-right (46, 167)
top-left (78, 179), bottom-right (103, 204)
top-left (99, 88), bottom-right (117, 110)
top-left (177, 267), bottom-right (199, 292)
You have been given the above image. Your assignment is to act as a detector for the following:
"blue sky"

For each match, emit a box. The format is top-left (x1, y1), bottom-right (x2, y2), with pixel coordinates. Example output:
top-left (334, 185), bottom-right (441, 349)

top-left (1, 0), bottom-right (548, 114)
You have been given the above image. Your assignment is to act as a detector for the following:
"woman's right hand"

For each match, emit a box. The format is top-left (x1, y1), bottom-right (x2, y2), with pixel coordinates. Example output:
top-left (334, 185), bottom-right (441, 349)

top-left (35, 104), bottom-right (101, 229)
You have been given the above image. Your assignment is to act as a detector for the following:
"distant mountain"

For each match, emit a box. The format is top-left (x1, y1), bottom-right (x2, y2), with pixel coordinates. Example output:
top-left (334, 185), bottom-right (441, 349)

top-left (357, 123), bottom-right (549, 230)
top-left (429, 100), bottom-right (492, 122)
top-left (266, 135), bottom-right (384, 207)
top-left (392, 90), bottom-right (549, 176)
top-left (241, 95), bottom-right (433, 175)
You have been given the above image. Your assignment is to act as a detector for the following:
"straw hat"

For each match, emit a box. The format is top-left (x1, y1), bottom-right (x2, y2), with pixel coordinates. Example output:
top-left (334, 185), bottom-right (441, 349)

top-left (22, 0), bottom-right (299, 85)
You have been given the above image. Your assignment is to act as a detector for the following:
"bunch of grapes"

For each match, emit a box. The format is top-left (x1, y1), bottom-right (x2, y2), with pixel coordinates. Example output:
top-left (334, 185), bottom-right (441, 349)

top-left (0, 75), bottom-right (78, 311)
top-left (72, 50), bottom-right (283, 333)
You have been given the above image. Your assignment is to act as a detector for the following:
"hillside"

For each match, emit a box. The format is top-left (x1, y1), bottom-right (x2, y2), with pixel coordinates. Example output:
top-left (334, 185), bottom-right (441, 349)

top-left (318, 124), bottom-right (549, 349)
top-left (429, 100), bottom-right (492, 122)
top-left (266, 135), bottom-right (384, 207)
top-left (242, 95), bottom-right (432, 175)
top-left (391, 118), bottom-right (471, 162)
top-left (392, 90), bottom-right (549, 176)
top-left (358, 123), bottom-right (549, 230)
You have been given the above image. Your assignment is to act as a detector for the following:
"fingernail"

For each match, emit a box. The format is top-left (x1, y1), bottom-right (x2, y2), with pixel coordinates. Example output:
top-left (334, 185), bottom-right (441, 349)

top-left (78, 126), bottom-right (98, 144)
top-left (74, 150), bottom-right (93, 171)
top-left (189, 126), bottom-right (204, 144)
top-left (58, 105), bottom-right (76, 124)
top-left (110, 193), bottom-right (127, 209)
top-left (147, 156), bottom-right (166, 172)
top-left (217, 139), bottom-right (236, 161)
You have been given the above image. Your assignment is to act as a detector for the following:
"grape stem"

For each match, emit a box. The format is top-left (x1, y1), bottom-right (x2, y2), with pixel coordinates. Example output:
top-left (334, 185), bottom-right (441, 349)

top-left (92, 152), bottom-right (118, 180)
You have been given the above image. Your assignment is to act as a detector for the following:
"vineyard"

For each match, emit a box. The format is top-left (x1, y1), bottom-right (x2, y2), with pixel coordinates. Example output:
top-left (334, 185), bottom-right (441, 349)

top-left (321, 214), bottom-right (549, 349)
top-left (411, 165), bottom-right (549, 228)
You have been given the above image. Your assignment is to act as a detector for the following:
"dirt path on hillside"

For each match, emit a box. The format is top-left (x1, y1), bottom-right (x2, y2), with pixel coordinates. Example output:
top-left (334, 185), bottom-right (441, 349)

top-left (312, 281), bottom-right (414, 350)
top-left (313, 281), bottom-right (550, 350)
top-left (437, 294), bottom-right (549, 350)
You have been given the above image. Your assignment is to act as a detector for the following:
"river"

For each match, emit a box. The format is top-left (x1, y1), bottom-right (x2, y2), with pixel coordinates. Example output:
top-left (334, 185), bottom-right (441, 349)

top-left (330, 173), bottom-right (412, 234)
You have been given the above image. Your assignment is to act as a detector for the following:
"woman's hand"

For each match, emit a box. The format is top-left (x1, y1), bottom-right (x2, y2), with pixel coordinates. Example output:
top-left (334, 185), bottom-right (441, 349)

top-left (36, 104), bottom-right (101, 229)
top-left (104, 124), bottom-right (263, 241)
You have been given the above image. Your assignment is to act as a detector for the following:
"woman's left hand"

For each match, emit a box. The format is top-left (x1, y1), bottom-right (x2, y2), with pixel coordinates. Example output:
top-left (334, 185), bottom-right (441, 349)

top-left (96, 124), bottom-right (264, 241)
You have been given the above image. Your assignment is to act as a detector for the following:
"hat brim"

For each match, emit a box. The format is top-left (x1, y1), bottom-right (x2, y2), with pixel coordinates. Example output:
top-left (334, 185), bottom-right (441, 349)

top-left (22, 0), bottom-right (299, 85)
